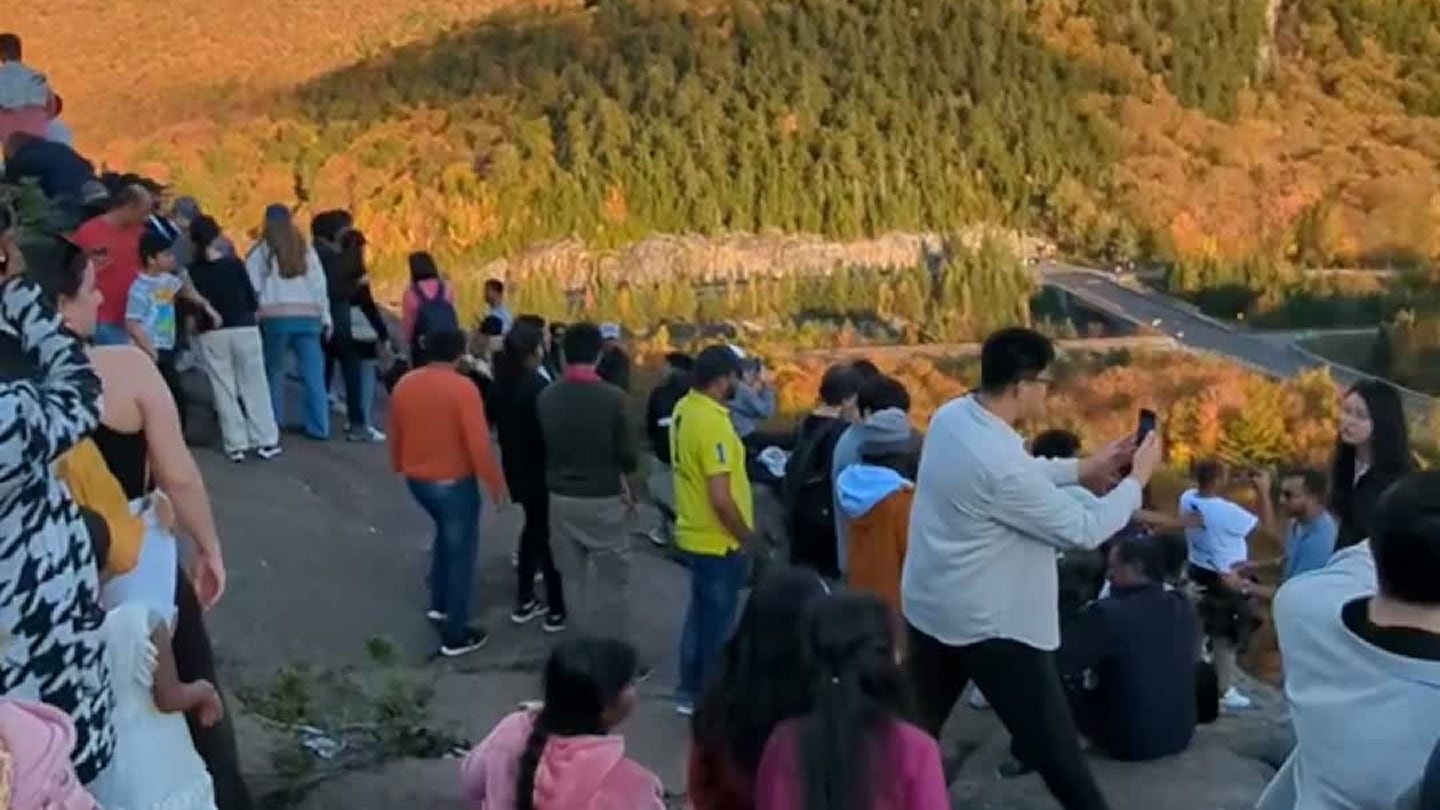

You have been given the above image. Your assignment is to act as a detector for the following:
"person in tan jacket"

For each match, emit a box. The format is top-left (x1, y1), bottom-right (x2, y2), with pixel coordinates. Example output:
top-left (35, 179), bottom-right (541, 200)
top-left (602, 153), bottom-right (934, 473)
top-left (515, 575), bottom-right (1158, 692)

top-left (836, 408), bottom-right (922, 625)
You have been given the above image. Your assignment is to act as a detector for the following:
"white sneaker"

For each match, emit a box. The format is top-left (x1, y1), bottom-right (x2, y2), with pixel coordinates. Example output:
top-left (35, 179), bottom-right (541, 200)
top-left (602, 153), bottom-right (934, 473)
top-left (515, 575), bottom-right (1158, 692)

top-left (967, 686), bottom-right (990, 710)
top-left (1220, 687), bottom-right (1253, 711)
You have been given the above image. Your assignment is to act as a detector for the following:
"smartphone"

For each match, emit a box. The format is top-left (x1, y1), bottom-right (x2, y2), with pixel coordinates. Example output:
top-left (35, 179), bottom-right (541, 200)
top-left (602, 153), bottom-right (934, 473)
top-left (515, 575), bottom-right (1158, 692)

top-left (1136, 408), bottom-right (1157, 444)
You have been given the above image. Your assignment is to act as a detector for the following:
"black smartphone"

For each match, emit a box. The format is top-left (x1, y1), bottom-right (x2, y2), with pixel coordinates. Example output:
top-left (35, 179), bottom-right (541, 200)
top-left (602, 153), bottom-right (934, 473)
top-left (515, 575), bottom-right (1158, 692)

top-left (1136, 408), bottom-right (1157, 444)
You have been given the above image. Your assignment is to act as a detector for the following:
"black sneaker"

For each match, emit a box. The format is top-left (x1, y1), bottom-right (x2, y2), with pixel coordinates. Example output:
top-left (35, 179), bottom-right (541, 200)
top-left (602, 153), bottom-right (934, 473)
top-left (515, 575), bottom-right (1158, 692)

top-left (542, 613), bottom-right (567, 634)
top-left (510, 601), bottom-right (544, 625)
top-left (439, 630), bottom-right (489, 658)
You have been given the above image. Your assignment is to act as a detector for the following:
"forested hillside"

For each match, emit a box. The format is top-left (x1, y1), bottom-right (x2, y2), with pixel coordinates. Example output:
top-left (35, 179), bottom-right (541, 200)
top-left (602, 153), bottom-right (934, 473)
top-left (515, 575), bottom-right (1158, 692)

top-left (23, 0), bottom-right (1431, 278)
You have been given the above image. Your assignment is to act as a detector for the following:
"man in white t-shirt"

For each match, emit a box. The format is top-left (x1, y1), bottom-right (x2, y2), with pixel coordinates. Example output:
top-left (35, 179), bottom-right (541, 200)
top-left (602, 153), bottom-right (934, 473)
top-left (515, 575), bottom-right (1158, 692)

top-left (1178, 459), bottom-right (1261, 710)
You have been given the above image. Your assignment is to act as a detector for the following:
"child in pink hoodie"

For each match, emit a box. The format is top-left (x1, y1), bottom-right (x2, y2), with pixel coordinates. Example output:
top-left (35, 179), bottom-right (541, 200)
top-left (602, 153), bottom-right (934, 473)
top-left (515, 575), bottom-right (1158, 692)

top-left (755, 594), bottom-right (949, 810)
top-left (461, 638), bottom-right (665, 810)
top-left (0, 698), bottom-right (99, 809)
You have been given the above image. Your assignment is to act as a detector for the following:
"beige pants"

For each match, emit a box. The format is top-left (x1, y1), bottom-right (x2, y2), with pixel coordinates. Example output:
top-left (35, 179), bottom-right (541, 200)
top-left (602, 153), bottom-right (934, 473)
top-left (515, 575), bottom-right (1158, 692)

top-left (549, 494), bottom-right (631, 640)
top-left (197, 326), bottom-right (279, 453)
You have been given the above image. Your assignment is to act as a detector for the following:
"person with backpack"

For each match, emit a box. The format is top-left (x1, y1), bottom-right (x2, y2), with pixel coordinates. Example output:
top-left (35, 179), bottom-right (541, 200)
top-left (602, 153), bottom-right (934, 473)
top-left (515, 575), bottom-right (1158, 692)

top-left (782, 363), bottom-right (864, 579)
top-left (400, 251), bottom-right (459, 366)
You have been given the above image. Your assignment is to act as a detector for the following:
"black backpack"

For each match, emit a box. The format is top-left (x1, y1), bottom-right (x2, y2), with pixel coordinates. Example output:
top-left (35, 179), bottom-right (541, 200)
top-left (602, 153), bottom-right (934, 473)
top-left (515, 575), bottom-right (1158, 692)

top-left (412, 280), bottom-right (460, 348)
top-left (782, 417), bottom-right (850, 576)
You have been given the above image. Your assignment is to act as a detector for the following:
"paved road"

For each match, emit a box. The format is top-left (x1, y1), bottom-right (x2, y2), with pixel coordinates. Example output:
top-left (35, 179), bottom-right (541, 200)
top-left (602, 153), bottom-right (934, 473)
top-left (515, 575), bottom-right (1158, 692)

top-left (1040, 263), bottom-right (1435, 418)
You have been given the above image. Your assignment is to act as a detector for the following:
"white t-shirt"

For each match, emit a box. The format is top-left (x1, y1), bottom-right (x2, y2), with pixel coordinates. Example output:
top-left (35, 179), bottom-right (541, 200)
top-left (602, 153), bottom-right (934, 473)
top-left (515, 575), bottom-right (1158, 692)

top-left (1178, 488), bottom-right (1257, 573)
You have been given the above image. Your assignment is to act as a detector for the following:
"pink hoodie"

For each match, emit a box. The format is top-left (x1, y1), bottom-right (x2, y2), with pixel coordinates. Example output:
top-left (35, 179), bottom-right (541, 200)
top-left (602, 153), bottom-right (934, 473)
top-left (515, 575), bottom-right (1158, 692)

top-left (460, 710), bottom-right (665, 810)
top-left (0, 699), bottom-right (99, 810)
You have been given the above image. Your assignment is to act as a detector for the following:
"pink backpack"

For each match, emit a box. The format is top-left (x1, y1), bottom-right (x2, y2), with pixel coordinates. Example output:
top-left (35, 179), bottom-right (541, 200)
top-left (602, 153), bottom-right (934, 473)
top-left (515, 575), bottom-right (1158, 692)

top-left (0, 699), bottom-right (98, 810)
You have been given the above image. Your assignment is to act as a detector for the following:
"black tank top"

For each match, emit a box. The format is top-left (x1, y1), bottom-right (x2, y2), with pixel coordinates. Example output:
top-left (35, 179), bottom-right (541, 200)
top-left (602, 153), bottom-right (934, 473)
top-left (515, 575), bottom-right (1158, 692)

top-left (91, 424), bottom-right (150, 500)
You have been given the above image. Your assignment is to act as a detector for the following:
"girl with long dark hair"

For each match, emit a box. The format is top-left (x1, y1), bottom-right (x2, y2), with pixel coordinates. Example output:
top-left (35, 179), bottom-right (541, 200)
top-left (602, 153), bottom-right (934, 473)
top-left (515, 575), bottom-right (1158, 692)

top-left (460, 638), bottom-right (664, 809)
top-left (689, 568), bottom-right (830, 810)
top-left (489, 318), bottom-right (566, 630)
top-left (1331, 379), bottom-right (1413, 550)
top-left (755, 594), bottom-right (948, 810)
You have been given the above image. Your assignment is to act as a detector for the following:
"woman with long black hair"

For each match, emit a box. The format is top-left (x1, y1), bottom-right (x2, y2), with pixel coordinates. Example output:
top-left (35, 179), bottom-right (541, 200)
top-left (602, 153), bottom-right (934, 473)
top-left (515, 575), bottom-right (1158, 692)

top-left (459, 638), bottom-right (664, 809)
top-left (688, 567), bottom-right (830, 810)
top-left (755, 593), bottom-right (948, 810)
top-left (1331, 379), bottom-right (1413, 550)
top-left (489, 318), bottom-right (566, 630)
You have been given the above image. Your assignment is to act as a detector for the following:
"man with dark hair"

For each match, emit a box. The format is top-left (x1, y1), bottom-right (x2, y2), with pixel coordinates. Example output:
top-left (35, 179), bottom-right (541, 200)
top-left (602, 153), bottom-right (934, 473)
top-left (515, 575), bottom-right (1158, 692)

top-left (851, 357), bottom-right (881, 380)
top-left (903, 327), bottom-right (1157, 810)
top-left (0, 33), bottom-right (21, 62)
top-left (536, 322), bottom-right (640, 650)
top-left (484, 277), bottom-right (511, 332)
top-left (387, 328), bottom-right (506, 658)
top-left (782, 362), bottom-right (864, 577)
top-left (671, 344), bottom-right (752, 715)
top-left (1058, 537), bottom-right (1202, 762)
top-left (72, 183), bottom-right (155, 345)
top-left (1032, 428), bottom-right (1083, 460)
top-left (1223, 468), bottom-right (1337, 602)
top-left (1178, 459), bottom-right (1262, 711)
top-left (831, 374), bottom-right (912, 574)
top-left (644, 351), bottom-right (694, 546)
top-left (1259, 472), bottom-right (1440, 810)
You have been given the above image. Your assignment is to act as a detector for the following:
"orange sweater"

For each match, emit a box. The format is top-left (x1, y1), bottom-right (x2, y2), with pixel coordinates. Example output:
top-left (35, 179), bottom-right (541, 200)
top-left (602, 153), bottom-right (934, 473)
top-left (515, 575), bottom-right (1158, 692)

top-left (845, 488), bottom-right (914, 621)
top-left (387, 365), bottom-right (505, 499)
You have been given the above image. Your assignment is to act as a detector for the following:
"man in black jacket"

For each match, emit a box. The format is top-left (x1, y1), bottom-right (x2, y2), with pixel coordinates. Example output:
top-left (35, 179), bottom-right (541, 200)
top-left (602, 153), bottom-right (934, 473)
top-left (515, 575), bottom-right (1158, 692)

top-left (644, 352), bottom-right (693, 546)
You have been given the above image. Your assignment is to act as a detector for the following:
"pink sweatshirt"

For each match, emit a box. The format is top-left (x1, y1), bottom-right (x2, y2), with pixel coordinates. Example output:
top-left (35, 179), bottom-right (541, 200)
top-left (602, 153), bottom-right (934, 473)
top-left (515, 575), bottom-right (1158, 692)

top-left (400, 278), bottom-right (455, 345)
top-left (755, 718), bottom-right (949, 810)
top-left (0, 699), bottom-right (99, 810)
top-left (460, 710), bottom-right (666, 810)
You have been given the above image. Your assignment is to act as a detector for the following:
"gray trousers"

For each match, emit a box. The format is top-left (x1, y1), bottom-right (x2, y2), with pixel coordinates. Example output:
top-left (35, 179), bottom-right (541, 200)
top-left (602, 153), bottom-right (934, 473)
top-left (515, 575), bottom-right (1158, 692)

top-left (549, 494), bottom-right (631, 641)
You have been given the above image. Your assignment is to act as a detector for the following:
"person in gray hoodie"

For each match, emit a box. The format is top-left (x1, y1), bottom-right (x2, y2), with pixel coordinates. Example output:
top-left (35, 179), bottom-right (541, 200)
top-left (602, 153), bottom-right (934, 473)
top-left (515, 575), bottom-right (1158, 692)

top-left (1258, 471), bottom-right (1440, 810)
top-left (836, 408), bottom-right (921, 622)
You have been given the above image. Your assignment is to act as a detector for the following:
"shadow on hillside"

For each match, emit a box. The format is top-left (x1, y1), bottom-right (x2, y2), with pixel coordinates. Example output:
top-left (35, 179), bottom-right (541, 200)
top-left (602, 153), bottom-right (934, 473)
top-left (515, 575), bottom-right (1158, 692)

top-left (291, 2), bottom-right (713, 132)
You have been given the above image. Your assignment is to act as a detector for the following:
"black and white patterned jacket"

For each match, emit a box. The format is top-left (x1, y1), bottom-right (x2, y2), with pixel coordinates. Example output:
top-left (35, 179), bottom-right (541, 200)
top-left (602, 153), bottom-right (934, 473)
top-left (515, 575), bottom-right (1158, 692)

top-left (0, 274), bottom-right (114, 783)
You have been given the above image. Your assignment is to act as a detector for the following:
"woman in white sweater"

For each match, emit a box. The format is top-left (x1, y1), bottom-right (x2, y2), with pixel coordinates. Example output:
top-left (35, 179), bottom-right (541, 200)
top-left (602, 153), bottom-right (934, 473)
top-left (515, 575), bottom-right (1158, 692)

top-left (244, 204), bottom-right (332, 440)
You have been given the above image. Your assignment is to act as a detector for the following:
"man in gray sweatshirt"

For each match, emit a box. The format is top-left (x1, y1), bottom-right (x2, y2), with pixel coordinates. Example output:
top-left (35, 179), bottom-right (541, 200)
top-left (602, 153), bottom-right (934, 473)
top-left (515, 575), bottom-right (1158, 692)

top-left (1258, 471), bottom-right (1440, 810)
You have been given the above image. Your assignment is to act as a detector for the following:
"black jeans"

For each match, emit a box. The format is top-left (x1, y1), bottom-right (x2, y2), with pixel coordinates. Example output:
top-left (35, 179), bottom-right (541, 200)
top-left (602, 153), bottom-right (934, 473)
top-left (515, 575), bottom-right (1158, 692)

top-left (515, 484), bottom-right (565, 616)
top-left (174, 567), bottom-right (253, 810)
top-left (324, 302), bottom-right (367, 429)
top-left (907, 624), bottom-right (1109, 810)
top-left (156, 349), bottom-right (188, 432)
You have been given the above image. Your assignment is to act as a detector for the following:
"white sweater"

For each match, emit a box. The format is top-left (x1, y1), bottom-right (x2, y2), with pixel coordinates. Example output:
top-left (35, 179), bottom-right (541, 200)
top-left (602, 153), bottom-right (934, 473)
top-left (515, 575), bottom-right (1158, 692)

top-left (244, 243), bottom-right (331, 329)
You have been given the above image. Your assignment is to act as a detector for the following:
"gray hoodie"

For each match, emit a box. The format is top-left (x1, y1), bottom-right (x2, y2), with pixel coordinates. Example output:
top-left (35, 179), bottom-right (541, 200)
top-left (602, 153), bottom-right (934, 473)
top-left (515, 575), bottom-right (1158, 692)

top-left (1258, 542), bottom-right (1440, 810)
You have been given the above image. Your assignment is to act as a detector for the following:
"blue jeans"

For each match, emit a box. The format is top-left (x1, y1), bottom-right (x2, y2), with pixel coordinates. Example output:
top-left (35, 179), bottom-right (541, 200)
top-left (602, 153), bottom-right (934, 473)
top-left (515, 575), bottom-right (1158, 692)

top-left (93, 321), bottom-right (131, 346)
top-left (260, 317), bottom-right (328, 439)
top-left (354, 358), bottom-right (378, 430)
top-left (406, 478), bottom-right (482, 647)
top-left (678, 550), bottom-right (748, 701)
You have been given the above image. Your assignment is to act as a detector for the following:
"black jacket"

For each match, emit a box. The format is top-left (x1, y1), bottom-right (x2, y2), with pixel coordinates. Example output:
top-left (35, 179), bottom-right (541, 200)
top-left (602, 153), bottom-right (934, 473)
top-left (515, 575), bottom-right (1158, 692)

top-left (189, 255), bottom-right (258, 330)
top-left (489, 367), bottom-right (550, 496)
top-left (4, 138), bottom-right (96, 203)
top-left (1059, 584), bottom-right (1200, 762)
top-left (645, 371), bottom-right (692, 465)
top-left (596, 346), bottom-right (632, 392)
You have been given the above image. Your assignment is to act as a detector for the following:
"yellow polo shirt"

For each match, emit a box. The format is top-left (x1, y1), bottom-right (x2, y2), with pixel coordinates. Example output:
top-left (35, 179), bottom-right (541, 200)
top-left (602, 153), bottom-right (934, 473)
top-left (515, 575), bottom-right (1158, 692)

top-left (670, 390), bottom-right (753, 556)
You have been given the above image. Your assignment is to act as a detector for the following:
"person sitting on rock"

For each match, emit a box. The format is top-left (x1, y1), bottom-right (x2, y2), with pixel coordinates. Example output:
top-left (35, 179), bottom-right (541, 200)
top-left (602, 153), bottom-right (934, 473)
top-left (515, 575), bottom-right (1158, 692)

top-left (1057, 537), bottom-right (1202, 762)
top-left (460, 638), bottom-right (664, 810)
top-left (1257, 472), bottom-right (1440, 810)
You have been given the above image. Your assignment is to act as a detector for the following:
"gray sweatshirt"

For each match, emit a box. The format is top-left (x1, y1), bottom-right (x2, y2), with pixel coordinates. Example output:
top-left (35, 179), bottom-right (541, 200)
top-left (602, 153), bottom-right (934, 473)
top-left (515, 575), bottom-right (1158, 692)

top-left (1258, 542), bottom-right (1440, 810)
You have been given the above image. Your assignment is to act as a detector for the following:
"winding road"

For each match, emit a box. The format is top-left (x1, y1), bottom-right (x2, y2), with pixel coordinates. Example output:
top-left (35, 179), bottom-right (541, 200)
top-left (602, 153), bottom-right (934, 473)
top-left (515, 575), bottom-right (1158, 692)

top-left (1039, 263), bottom-right (1435, 419)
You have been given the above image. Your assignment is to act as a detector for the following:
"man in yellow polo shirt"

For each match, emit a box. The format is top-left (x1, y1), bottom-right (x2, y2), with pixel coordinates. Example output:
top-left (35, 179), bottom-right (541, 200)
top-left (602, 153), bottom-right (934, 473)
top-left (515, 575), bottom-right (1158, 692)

top-left (671, 344), bottom-right (753, 715)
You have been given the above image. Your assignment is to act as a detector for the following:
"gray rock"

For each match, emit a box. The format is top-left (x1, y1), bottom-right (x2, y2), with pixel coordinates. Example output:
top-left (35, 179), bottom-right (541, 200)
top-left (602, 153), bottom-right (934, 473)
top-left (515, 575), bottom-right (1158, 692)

top-left (951, 726), bottom-right (1276, 810)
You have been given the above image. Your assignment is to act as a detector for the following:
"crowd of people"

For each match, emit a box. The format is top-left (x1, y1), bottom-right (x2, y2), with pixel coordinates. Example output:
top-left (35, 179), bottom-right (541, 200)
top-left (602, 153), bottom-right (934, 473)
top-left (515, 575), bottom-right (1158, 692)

top-left (4, 29), bottom-right (1440, 810)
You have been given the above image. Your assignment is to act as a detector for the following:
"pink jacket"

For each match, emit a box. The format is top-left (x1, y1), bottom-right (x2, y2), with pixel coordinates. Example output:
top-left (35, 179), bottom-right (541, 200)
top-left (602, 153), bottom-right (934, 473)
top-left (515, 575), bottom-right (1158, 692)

top-left (400, 278), bottom-right (455, 345)
top-left (0, 699), bottom-right (99, 810)
top-left (755, 718), bottom-right (948, 810)
top-left (460, 711), bottom-right (665, 810)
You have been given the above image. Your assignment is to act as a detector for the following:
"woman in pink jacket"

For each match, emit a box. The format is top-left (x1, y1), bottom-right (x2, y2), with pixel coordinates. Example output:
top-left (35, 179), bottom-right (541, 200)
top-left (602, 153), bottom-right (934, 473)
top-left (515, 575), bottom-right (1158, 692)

top-left (755, 594), bottom-right (949, 810)
top-left (461, 638), bottom-right (664, 810)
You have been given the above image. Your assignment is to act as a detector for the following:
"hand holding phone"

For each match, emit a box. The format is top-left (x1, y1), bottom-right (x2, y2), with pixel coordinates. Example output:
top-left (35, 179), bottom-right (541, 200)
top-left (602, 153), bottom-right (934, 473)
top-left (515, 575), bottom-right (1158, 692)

top-left (1136, 408), bottom-right (1157, 444)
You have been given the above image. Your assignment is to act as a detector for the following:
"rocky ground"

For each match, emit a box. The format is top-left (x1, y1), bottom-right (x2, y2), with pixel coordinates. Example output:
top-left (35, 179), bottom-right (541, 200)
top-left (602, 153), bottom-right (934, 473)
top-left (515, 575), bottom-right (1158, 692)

top-left (184, 380), bottom-right (1291, 809)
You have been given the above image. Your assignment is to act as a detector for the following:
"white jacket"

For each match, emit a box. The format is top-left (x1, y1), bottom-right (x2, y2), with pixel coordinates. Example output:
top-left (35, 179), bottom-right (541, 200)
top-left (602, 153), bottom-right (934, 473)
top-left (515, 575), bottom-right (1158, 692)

top-left (244, 243), bottom-right (330, 329)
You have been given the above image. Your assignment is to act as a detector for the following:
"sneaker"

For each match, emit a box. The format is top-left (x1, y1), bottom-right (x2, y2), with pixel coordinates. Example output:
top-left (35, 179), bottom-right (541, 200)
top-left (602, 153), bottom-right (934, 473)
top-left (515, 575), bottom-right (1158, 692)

top-left (542, 614), bottom-right (567, 634)
top-left (510, 601), bottom-right (544, 625)
top-left (1220, 687), bottom-right (1253, 711)
top-left (347, 425), bottom-right (386, 443)
top-left (439, 630), bottom-right (490, 658)
top-left (226, 450), bottom-right (246, 463)
top-left (425, 610), bottom-right (446, 623)
top-left (675, 700), bottom-right (695, 717)
top-left (646, 528), bottom-right (668, 547)
top-left (256, 445), bottom-right (283, 460)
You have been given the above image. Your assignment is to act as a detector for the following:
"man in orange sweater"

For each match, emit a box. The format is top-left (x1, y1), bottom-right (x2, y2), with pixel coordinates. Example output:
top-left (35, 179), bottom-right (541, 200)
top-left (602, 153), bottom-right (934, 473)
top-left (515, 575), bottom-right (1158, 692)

top-left (388, 328), bottom-right (507, 657)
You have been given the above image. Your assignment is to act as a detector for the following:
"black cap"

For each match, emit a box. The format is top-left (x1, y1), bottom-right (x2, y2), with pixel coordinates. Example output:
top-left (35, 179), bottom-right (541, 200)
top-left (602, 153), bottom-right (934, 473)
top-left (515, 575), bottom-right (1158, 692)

top-left (693, 344), bottom-right (742, 387)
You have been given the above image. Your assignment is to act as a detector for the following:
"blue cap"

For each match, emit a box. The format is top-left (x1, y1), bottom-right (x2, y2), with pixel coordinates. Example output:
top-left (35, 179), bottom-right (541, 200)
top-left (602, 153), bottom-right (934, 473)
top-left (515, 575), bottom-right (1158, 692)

top-left (263, 203), bottom-right (291, 225)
